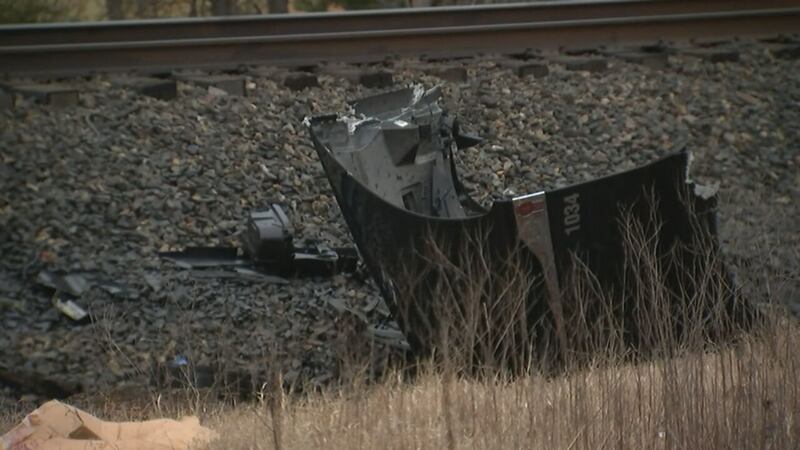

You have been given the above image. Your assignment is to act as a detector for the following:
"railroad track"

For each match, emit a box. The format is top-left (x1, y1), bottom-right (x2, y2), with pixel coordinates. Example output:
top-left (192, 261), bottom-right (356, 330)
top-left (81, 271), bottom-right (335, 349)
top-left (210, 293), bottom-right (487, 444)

top-left (0, 0), bottom-right (799, 76)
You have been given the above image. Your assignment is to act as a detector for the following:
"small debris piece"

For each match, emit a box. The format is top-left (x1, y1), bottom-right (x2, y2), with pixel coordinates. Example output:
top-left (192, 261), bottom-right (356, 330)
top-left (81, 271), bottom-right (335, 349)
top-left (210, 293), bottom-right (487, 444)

top-left (159, 247), bottom-right (245, 269)
top-left (155, 358), bottom-right (254, 396)
top-left (53, 295), bottom-right (89, 321)
top-left (36, 270), bottom-right (137, 299)
top-left (94, 280), bottom-right (138, 299)
top-left (8, 83), bottom-right (78, 107)
top-left (186, 75), bottom-right (246, 96)
top-left (682, 47), bottom-right (740, 63)
top-left (232, 267), bottom-right (289, 284)
top-left (188, 268), bottom-right (289, 285)
top-left (0, 400), bottom-right (218, 450)
top-left (325, 296), bottom-right (348, 313)
top-left (294, 244), bottom-right (360, 276)
top-left (144, 273), bottom-right (162, 292)
top-left (325, 296), bottom-right (367, 323)
top-left (368, 323), bottom-right (410, 350)
top-left (552, 55), bottom-right (608, 72)
top-left (500, 60), bottom-right (549, 78)
top-left (283, 72), bottom-right (319, 91)
top-left (62, 273), bottom-right (90, 296)
top-left (35, 270), bottom-right (60, 291)
top-left (37, 271), bottom-right (87, 297)
top-left (694, 182), bottom-right (720, 200)
top-left (112, 76), bottom-right (178, 100)
top-left (242, 204), bottom-right (295, 271)
top-left (242, 204), bottom-right (360, 276)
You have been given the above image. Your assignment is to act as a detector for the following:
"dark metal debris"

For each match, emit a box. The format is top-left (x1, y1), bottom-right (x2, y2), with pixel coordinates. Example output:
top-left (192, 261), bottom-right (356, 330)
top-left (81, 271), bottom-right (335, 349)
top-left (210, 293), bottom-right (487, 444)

top-left (308, 85), bottom-right (756, 363)
top-left (188, 267), bottom-right (288, 285)
top-left (36, 271), bottom-right (138, 299)
top-left (35, 270), bottom-right (138, 321)
top-left (242, 204), bottom-right (295, 272)
top-left (159, 247), bottom-right (246, 269)
top-left (160, 204), bottom-right (359, 279)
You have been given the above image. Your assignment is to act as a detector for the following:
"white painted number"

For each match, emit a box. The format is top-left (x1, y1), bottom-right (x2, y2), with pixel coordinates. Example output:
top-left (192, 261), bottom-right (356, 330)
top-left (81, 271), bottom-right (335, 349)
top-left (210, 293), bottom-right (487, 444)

top-left (564, 193), bottom-right (581, 236)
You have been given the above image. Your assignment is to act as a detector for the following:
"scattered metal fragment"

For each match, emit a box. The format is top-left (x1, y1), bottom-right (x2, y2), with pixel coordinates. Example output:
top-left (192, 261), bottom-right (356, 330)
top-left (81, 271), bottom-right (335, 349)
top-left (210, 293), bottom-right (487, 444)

top-left (36, 270), bottom-right (87, 296)
top-left (159, 247), bottom-right (246, 269)
top-left (61, 274), bottom-right (91, 296)
top-left (188, 267), bottom-right (288, 284)
top-left (324, 295), bottom-right (367, 323)
top-left (161, 205), bottom-right (359, 281)
top-left (294, 243), bottom-right (359, 277)
top-left (52, 295), bottom-right (88, 322)
top-left (308, 85), bottom-right (756, 362)
top-left (35, 270), bottom-right (138, 321)
top-left (143, 273), bottom-right (162, 292)
top-left (243, 204), bottom-right (360, 276)
top-left (242, 204), bottom-right (295, 273)
top-left (367, 322), bottom-right (410, 351)
top-left (153, 355), bottom-right (254, 397)
top-left (37, 270), bottom-right (137, 299)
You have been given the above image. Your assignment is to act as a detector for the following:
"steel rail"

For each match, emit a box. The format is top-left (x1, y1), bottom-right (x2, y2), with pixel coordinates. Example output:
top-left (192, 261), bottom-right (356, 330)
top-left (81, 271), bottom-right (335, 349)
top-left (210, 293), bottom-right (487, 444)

top-left (1, 7), bottom-right (799, 76)
top-left (1, 0), bottom-right (797, 45)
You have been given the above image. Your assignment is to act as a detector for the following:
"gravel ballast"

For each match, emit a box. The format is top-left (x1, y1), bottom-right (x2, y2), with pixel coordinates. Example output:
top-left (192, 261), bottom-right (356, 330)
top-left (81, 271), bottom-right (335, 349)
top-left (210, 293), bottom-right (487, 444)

top-left (1, 44), bottom-right (798, 406)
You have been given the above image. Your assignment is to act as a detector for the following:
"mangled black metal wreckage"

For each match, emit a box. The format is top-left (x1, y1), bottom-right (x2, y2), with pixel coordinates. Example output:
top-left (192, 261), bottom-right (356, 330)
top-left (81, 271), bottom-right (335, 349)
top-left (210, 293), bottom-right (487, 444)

top-left (308, 86), bottom-right (755, 367)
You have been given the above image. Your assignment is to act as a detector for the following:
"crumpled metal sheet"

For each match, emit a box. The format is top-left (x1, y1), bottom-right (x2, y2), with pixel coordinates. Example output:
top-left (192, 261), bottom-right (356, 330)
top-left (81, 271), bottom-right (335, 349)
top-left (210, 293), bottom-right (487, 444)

top-left (307, 85), bottom-right (756, 363)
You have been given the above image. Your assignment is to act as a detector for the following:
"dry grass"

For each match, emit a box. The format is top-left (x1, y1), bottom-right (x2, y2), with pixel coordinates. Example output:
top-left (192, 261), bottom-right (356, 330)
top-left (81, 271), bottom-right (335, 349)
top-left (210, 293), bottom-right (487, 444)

top-left (197, 201), bottom-right (798, 450)
top-left (203, 324), bottom-right (799, 450)
top-left (3, 203), bottom-right (798, 450)
top-left (3, 322), bottom-right (799, 450)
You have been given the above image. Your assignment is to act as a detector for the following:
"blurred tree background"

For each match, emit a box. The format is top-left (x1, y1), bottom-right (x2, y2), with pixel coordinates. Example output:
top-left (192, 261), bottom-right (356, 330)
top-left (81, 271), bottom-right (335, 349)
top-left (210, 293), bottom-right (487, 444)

top-left (0, 0), bottom-right (483, 23)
